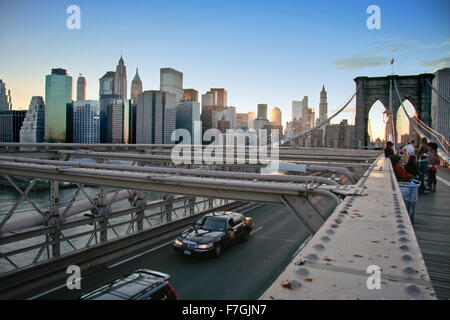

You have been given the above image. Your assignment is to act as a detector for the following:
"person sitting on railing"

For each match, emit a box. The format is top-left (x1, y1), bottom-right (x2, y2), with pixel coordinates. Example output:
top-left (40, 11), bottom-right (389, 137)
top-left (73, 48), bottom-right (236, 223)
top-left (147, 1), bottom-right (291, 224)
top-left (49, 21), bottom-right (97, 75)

top-left (390, 155), bottom-right (413, 182)
top-left (427, 142), bottom-right (440, 192)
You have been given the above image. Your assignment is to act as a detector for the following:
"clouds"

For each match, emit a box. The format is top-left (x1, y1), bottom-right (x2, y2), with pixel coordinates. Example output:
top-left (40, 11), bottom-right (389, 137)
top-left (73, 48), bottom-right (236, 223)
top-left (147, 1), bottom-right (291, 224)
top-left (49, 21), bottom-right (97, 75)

top-left (332, 51), bottom-right (391, 70)
top-left (420, 57), bottom-right (450, 69)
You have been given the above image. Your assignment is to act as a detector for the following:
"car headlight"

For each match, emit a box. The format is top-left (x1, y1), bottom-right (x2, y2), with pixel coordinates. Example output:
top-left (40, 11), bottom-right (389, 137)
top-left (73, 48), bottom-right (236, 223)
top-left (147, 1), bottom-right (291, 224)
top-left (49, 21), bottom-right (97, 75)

top-left (174, 239), bottom-right (183, 246)
top-left (197, 243), bottom-right (214, 249)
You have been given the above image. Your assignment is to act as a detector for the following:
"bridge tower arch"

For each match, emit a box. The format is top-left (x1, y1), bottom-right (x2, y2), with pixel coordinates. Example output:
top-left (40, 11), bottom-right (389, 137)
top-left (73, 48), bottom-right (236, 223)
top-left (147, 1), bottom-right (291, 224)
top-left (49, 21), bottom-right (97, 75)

top-left (354, 74), bottom-right (434, 147)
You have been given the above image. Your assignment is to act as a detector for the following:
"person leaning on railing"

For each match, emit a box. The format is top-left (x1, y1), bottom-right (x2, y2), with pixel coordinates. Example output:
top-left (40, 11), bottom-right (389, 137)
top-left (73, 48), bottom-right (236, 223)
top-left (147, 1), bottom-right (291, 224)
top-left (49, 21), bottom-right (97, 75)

top-left (390, 155), bottom-right (414, 182)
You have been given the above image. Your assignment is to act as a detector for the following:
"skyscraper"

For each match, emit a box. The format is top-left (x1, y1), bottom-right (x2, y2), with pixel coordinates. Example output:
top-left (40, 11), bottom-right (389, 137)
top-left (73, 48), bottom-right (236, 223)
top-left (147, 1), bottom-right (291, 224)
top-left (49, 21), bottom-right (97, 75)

top-left (431, 68), bottom-right (450, 141)
top-left (0, 111), bottom-right (26, 142)
top-left (248, 111), bottom-right (256, 130)
top-left (319, 85), bottom-right (328, 122)
top-left (271, 106), bottom-right (282, 125)
top-left (77, 74), bottom-right (86, 101)
top-left (292, 100), bottom-right (302, 121)
top-left (114, 55), bottom-right (127, 100)
top-left (107, 99), bottom-right (125, 143)
top-left (45, 68), bottom-right (72, 142)
top-left (73, 100), bottom-right (100, 144)
top-left (176, 101), bottom-right (200, 143)
top-left (99, 71), bottom-right (119, 142)
top-left (130, 68), bottom-right (143, 105)
top-left (136, 90), bottom-right (177, 144)
top-left (20, 96), bottom-right (45, 144)
top-left (0, 79), bottom-right (12, 111)
top-left (209, 88), bottom-right (227, 109)
top-left (183, 89), bottom-right (198, 102)
top-left (257, 104), bottom-right (268, 120)
top-left (160, 68), bottom-right (183, 103)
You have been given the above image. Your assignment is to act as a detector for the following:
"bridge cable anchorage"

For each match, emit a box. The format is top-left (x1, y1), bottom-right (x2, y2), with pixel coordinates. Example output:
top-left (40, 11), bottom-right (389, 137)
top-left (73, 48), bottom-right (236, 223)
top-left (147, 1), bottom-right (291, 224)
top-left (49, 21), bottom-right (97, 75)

top-left (426, 79), bottom-right (450, 104)
top-left (282, 84), bottom-right (361, 143)
top-left (393, 80), bottom-right (449, 159)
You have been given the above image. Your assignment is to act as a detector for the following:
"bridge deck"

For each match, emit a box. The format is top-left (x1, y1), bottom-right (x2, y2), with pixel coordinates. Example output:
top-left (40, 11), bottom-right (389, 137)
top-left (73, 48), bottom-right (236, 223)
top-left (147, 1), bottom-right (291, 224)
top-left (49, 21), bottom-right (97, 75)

top-left (261, 155), bottom-right (436, 300)
top-left (413, 168), bottom-right (450, 300)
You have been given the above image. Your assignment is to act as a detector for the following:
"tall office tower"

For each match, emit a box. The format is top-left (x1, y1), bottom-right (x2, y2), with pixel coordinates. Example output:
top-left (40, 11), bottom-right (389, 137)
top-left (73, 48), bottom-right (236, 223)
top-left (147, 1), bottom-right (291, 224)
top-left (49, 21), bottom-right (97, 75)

top-left (160, 68), bottom-right (183, 103)
top-left (183, 89), bottom-right (198, 102)
top-left (271, 106), bottom-right (282, 126)
top-left (0, 79), bottom-right (12, 111)
top-left (73, 100), bottom-right (100, 144)
top-left (176, 101), bottom-right (200, 143)
top-left (209, 88), bottom-right (227, 109)
top-left (0, 111), bottom-right (26, 142)
top-left (292, 100), bottom-right (302, 121)
top-left (20, 96), bottom-right (45, 144)
top-left (431, 68), bottom-right (450, 140)
top-left (202, 92), bottom-right (216, 107)
top-left (45, 68), bottom-right (72, 142)
top-left (114, 55), bottom-right (127, 99)
top-left (319, 85), bottom-right (328, 122)
top-left (201, 92), bottom-right (217, 133)
top-left (136, 90), bottom-right (176, 144)
top-left (248, 111), bottom-right (256, 130)
top-left (107, 99), bottom-right (125, 143)
top-left (217, 106), bottom-right (237, 132)
top-left (128, 103), bottom-right (137, 144)
top-left (99, 71), bottom-right (118, 142)
top-left (77, 74), bottom-right (86, 101)
top-left (164, 106), bottom-right (177, 144)
top-left (130, 68), bottom-right (143, 105)
top-left (257, 104), bottom-right (268, 120)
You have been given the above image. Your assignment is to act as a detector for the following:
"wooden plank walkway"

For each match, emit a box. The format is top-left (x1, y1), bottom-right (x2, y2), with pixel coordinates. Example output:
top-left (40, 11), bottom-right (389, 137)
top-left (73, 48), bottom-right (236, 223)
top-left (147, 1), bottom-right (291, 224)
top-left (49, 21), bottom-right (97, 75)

top-left (413, 168), bottom-right (450, 300)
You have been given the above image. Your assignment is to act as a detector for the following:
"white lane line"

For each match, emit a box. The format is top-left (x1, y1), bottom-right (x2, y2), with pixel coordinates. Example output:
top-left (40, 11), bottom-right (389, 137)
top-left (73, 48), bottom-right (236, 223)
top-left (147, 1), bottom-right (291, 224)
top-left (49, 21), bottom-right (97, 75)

top-left (254, 234), bottom-right (299, 244)
top-left (108, 240), bottom-right (173, 269)
top-left (250, 226), bottom-right (263, 235)
top-left (291, 235), bottom-right (312, 258)
top-left (437, 176), bottom-right (450, 187)
top-left (241, 204), bottom-right (263, 214)
top-left (27, 277), bottom-right (83, 300)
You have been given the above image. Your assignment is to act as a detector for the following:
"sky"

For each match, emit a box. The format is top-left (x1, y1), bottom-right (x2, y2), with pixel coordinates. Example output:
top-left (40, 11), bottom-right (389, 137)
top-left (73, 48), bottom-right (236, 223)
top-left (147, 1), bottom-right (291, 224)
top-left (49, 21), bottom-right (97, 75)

top-left (1, 0), bottom-right (449, 140)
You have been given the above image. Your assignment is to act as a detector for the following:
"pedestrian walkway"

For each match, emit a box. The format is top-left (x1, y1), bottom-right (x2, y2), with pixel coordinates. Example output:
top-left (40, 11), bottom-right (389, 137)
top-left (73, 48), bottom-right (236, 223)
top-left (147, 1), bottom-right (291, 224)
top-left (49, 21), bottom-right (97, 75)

top-left (413, 169), bottom-right (450, 299)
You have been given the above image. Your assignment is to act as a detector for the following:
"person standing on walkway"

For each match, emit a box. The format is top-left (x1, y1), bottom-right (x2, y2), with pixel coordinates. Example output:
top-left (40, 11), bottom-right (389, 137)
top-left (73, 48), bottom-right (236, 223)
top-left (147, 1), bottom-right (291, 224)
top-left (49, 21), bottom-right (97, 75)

top-left (403, 140), bottom-right (416, 163)
top-left (418, 137), bottom-right (429, 190)
top-left (427, 142), bottom-right (440, 192)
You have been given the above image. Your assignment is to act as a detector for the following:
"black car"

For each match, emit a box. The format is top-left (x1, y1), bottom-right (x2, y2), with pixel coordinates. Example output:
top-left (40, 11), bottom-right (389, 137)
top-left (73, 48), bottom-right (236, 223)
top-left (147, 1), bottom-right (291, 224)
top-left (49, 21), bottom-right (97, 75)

top-left (80, 269), bottom-right (177, 300)
top-left (173, 211), bottom-right (253, 257)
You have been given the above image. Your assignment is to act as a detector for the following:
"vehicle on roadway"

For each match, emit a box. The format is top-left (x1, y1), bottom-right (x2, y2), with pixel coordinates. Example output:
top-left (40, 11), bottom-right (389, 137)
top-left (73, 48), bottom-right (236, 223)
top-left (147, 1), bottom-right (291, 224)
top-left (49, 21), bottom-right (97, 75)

top-left (173, 211), bottom-right (254, 257)
top-left (80, 269), bottom-right (178, 300)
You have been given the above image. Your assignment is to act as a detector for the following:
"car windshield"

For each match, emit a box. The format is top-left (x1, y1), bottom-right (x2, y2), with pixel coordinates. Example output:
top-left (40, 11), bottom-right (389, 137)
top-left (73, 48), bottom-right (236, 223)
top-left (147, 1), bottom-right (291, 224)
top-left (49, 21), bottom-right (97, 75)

top-left (199, 217), bottom-right (227, 232)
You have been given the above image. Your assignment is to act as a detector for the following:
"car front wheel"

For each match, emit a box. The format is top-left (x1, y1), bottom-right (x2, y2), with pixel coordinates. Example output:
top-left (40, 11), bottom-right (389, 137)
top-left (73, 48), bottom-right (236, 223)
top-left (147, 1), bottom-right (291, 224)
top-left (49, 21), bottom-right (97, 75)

top-left (214, 245), bottom-right (222, 257)
top-left (242, 230), bottom-right (250, 241)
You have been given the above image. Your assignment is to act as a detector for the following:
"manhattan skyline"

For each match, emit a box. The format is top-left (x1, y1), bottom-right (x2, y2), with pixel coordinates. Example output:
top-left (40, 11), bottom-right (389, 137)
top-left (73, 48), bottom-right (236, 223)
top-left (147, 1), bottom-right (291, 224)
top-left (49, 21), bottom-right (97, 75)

top-left (1, 0), bottom-right (449, 141)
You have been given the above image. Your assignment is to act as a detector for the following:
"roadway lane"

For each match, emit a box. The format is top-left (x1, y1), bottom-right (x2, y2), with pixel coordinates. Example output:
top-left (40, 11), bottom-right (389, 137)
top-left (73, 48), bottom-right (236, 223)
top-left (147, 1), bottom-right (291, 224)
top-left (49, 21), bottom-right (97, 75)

top-left (33, 204), bottom-right (311, 300)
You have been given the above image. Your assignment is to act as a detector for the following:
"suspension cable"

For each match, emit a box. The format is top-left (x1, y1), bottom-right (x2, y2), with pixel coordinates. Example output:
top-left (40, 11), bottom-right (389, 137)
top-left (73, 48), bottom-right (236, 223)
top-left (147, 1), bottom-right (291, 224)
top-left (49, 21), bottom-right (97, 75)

top-left (393, 80), bottom-right (449, 154)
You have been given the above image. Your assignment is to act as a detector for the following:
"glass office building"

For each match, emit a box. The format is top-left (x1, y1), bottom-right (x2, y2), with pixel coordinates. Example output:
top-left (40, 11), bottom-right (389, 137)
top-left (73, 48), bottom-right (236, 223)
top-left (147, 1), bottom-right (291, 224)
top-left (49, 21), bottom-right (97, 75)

top-left (45, 68), bottom-right (72, 142)
top-left (73, 100), bottom-right (100, 144)
top-left (176, 101), bottom-right (200, 143)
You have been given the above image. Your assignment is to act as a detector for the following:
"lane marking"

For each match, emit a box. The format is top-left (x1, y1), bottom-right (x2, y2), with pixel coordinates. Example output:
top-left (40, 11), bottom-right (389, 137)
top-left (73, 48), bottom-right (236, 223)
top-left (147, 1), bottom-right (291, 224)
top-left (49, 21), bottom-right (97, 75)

top-left (108, 240), bottom-right (173, 269)
top-left (27, 277), bottom-right (83, 300)
top-left (240, 204), bottom-right (263, 214)
top-left (291, 235), bottom-right (312, 258)
top-left (250, 226), bottom-right (263, 235)
top-left (437, 176), bottom-right (450, 187)
top-left (254, 234), bottom-right (299, 244)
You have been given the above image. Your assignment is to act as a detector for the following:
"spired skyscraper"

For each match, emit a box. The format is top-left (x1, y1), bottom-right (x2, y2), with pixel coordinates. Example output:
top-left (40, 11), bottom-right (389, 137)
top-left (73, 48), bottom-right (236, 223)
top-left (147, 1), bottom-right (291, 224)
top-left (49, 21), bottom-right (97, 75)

top-left (77, 74), bottom-right (86, 101)
top-left (45, 68), bottom-right (72, 142)
top-left (130, 68), bottom-right (143, 105)
top-left (0, 79), bottom-right (13, 111)
top-left (114, 55), bottom-right (127, 100)
top-left (319, 85), bottom-right (328, 122)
